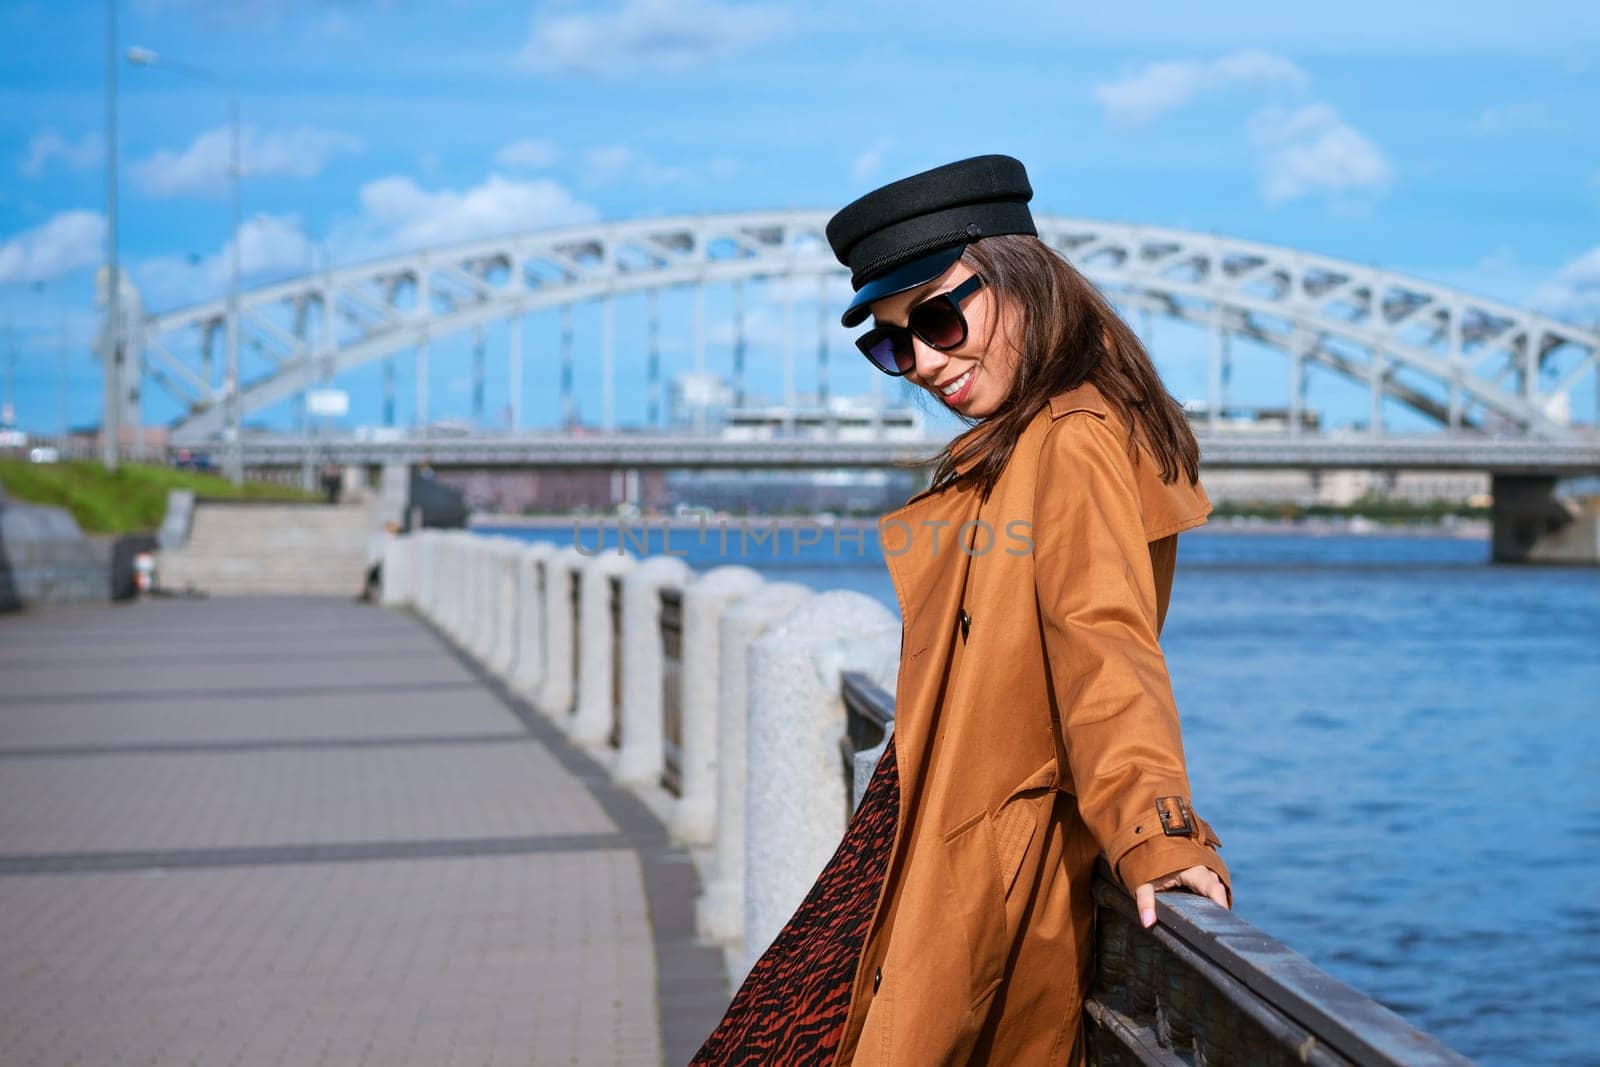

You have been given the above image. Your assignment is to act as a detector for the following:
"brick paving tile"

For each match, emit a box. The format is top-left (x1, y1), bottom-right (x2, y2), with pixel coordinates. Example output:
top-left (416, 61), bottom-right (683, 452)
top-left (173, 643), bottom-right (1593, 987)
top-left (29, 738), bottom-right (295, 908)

top-left (0, 596), bottom-right (728, 1066)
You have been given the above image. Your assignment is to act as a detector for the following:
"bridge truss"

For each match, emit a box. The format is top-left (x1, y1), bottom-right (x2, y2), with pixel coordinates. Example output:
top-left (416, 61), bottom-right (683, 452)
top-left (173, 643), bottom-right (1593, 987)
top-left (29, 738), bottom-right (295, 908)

top-left (126, 212), bottom-right (1598, 446)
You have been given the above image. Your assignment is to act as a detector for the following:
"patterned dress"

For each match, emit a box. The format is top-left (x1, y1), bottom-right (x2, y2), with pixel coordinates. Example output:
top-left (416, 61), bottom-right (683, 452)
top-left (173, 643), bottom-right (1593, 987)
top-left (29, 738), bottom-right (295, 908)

top-left (689, 734), bottom-right (901, 1065)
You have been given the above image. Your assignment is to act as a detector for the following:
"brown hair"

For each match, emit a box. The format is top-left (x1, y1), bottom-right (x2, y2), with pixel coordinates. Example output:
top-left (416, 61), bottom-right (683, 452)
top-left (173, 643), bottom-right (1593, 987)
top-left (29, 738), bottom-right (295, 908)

top-left (904, 234), bottom-right (1201, 502)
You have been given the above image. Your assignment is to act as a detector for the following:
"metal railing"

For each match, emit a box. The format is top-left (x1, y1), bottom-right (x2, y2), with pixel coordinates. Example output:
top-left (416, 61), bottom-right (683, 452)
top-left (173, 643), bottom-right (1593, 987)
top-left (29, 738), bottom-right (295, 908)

top-left (567, 569), bottom-right (581, 718)
top-left (659, 586), bottom-right (684, 796)
top-left (607, 574), bottom-right (624, 749)
top-left (837, 672), bottom-right (1470, 1067)
top-left (839, 670), bottom-right (895, 826)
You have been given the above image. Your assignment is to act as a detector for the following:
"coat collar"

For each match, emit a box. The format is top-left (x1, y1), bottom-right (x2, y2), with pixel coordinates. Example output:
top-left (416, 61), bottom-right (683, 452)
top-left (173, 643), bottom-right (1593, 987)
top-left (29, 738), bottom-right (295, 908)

top-left (891, 380), bottom-right (1107, 513)
top-left (875, 380), bottom-right (1210, 754)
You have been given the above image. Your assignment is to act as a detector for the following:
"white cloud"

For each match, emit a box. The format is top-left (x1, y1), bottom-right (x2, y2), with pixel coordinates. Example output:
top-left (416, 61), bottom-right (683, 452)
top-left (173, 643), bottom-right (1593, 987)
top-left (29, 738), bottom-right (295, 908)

top-left (337, 172), bottom-right (601, 252)
top-left (1530, 245), bottom-right (1600, 323)
top-left (133, 213), bottom-right (317, 307)
top-left (1246, 103), bottom-right (1392, 206)
top-left (1093, 49), bottom-right (1309, 126)
top-left (581, 145), bottom-right (690, 186)
top-left (130, 0), bottom-right (392, 27)
top-left (131, 124), bottom-right (363, 198)
top-left (495, 138), bottom-right (562, 170)
top-left (519, 0), bottom-right (794, 78)
top-left (852, 137), bottom-right (894, 183)
top-left (1471, 100), bottom-right (1559, 136)
top-left (128, 173), bottom-right (600, 309)
top-left (0, 210), bottom-right (106, 285)
top-left (21, 129), bottom-right (102, 179)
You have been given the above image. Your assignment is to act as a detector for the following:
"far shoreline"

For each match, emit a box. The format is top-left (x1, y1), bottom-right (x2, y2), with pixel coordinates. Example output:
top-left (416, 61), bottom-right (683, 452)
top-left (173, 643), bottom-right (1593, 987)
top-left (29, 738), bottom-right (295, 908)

top-left (472, 512), bottom-right (1491, 541)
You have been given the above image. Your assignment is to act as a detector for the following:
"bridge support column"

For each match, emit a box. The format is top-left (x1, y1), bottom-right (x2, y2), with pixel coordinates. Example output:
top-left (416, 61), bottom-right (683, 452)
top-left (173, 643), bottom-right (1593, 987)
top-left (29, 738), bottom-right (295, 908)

top-left (1491, 476), bottom-right (1597, 563)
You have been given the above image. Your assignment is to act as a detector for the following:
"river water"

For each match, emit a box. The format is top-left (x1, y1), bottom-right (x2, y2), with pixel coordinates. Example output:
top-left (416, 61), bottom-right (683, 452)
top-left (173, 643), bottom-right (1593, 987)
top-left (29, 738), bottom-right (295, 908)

top-left (482, 520), bottom-right (1600, 1066)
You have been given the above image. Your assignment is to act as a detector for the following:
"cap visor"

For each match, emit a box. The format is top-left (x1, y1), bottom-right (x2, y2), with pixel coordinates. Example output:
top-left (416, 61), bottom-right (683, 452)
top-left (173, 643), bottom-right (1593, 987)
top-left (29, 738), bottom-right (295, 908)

top-left (840, 243), bottom-right (966, 328)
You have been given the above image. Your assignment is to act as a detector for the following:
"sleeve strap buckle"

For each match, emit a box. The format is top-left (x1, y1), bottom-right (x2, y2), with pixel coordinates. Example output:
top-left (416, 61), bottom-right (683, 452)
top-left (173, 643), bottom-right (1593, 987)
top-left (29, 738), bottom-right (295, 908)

top-left (1155, 795), bottom-right (1195, 837)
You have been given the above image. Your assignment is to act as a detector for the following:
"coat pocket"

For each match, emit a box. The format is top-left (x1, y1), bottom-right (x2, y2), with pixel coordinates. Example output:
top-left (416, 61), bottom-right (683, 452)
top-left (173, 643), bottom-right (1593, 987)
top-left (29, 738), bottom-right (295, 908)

top-left (941, 809), bottom-right (1008, 1013)
top-left (989, 757), bottom-right (1058, 899)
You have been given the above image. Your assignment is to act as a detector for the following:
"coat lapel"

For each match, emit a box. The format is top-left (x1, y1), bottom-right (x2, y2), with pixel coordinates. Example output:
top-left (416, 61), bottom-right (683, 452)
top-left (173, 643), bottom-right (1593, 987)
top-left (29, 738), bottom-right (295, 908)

top-left (876, 467), bottom-right (984, 801)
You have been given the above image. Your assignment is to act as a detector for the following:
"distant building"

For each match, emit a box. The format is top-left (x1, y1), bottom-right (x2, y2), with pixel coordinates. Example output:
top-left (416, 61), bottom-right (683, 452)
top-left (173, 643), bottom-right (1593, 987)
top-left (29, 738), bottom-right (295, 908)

top-left (1200, 468), bottom-right (1490, 507)
top-left (1181, 401), bottom-right (1322, 433)
top-left (718, 394), bottom-right (925, 443)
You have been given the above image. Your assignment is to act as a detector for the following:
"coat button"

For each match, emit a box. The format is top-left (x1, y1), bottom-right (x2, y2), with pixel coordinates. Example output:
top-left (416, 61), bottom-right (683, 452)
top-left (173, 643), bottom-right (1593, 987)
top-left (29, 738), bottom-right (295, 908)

top-left (873, 966), bottom-right (882, 993)
top-left (959, 609), bottom-right (971, 640)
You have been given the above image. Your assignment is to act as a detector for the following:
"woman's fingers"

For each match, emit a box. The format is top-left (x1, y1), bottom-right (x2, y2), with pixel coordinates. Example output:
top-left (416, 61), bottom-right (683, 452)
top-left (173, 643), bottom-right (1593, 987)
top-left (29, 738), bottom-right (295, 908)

top-left (1136, 866), bottom-right (1231, 928)
top-left (1134, 882), bottom-right (1157, 928)
top-left (1186, 866), bottom-right (1230, 910)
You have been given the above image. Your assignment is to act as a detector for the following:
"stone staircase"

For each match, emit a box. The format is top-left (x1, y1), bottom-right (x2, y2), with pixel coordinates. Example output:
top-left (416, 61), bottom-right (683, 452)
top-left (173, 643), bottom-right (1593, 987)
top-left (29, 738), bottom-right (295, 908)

top-left (157, 501), bottom-right (375, 596)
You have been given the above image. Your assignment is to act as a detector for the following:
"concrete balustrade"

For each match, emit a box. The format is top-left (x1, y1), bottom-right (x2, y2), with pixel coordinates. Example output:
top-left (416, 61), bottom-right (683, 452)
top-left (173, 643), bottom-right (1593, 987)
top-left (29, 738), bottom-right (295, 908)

top-left (696, 582), bottom-right (814, 953)
top-left (425, 533), bottom-right (447, 628)
top-left (427, 533), bottom-right (448, 626)
top-left (428, 533), bottom-right (449, 629)
top-left (442, 533), bottom-right (470, 639)
top-left (533, 547), bottom-right (587, 721)
top-left (570, 548), bottom-right (638, 747)
top-left (488, 539), bottom-right (521, 677)
top-left (470, 539), bottom-right (498, 660)
top-left (615, 556), bottom-right (693, 786)
top-left (742, 592), bottom-right (899, 974)
top-left (671, 566), bottom-right (764, 847)
top-left (381, 531), bottom-right (903, 991)
top-left (414, 530), bottom-right (439, 614)
top-left (510, 542), bottom-right (557, 694)
top-left (380, 533), bottom-right (416, 606)
top-left (369, 529), bottom-right (1473, 1067)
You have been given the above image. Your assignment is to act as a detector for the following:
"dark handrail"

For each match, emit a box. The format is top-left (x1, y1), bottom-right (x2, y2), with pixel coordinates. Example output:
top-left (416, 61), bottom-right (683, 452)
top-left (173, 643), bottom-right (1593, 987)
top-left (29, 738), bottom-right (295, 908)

top-left (834, 672), bottom-right (1470, 1067)
top-left (840, 670), bottom-right (895, 823)
top-left (659, 586), bottom-right (683, 796)
top-left (607, 574), bottom-right (623, 749)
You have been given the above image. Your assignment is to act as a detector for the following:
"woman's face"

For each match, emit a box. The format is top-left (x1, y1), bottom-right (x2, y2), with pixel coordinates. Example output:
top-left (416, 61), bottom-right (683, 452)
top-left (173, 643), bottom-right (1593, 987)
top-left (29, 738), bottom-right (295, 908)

top-left (865, 258), bottom-right (1022, 419)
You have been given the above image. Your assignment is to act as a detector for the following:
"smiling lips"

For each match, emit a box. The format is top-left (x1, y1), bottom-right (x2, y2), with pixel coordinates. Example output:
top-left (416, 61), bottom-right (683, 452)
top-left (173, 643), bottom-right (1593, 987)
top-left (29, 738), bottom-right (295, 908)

top-left (937, 366), bottom-right (977, 405)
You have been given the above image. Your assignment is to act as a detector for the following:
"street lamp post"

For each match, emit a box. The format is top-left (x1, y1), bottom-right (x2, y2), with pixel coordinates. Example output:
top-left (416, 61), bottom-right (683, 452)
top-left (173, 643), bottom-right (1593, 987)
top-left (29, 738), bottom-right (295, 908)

top-left (102, 0), bottom-right (120, 470)
top-left (127, 45), bottom-right (243, 484)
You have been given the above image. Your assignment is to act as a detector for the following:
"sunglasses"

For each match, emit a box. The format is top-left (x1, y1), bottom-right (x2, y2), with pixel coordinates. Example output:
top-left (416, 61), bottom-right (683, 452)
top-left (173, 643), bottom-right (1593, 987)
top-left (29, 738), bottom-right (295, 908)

top-left (854, 274), bottom-right (987, 376)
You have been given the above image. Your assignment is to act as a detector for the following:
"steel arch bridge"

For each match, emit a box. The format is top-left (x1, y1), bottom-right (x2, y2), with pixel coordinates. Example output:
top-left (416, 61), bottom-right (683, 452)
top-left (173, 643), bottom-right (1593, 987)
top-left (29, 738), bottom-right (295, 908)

top-left (126, 211), bottom-right (1599, 446)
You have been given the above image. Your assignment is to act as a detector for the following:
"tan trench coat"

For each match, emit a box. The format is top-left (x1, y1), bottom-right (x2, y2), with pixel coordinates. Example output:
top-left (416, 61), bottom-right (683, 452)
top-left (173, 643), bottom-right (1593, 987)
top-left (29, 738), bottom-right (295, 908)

top-left (832, 379), bottom-right (1231, 1066)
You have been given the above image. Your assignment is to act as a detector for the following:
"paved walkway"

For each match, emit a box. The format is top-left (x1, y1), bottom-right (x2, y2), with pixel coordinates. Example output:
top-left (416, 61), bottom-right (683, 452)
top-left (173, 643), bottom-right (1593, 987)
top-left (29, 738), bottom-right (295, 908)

top-left (0, 596), bottom-right (726, 1066)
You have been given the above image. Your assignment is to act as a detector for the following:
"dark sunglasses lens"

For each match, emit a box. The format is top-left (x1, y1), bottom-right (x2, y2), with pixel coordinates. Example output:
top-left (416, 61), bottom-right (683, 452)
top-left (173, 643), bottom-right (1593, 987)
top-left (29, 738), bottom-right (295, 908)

top-left (861, 330), bottom-right (912, 374)
top-left (911, 298), bottom-right (965, 349)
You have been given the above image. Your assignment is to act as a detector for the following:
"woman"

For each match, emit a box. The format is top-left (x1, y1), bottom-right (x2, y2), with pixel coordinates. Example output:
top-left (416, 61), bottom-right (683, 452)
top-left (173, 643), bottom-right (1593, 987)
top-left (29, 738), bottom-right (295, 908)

top-left (692, 154), bottom-right (1231, 1066)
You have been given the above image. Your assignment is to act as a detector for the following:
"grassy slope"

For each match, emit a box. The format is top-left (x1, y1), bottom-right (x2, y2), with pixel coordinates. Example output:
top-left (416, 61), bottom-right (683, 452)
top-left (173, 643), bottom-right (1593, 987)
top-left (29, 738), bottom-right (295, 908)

top-left (0, 459), bottom-right (315, 535)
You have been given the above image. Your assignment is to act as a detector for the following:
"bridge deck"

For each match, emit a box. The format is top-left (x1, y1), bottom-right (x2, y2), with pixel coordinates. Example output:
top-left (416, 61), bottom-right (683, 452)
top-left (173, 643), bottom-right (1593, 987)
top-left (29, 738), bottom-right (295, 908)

top-left (0, 595), bottom-right (725, 1066)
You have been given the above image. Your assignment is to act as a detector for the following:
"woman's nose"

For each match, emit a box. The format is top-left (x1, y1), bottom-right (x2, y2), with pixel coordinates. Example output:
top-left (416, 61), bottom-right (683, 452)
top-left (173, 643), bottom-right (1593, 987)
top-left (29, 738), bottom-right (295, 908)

top-left (912, 338), bottom-right (949, 384)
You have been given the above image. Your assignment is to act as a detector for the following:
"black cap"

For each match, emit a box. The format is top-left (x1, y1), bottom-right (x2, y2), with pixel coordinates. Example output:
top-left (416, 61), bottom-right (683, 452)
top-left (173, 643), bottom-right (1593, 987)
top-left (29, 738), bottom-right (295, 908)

top-left (826, 154), bottom-right (1036, 328)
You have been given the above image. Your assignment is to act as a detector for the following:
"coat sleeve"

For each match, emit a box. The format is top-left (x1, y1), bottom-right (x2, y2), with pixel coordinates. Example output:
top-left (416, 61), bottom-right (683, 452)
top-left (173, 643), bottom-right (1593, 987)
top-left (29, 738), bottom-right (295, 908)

top-left (1031, 411), bottom-right (1232, 907)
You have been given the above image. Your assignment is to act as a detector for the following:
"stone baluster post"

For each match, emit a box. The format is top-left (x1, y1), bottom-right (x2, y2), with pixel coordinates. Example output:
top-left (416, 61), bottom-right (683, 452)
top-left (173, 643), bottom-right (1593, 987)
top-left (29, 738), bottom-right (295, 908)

top-left (510, 541), bottom-right (557, 693)
top-left (532, 546), bottom-right (587, 720)
top-left (695, 582), bottom-right (813, 952)
top-left (671, 565), bottom-right (763, 846)
top-left (488, 539), bottom-right (521, 676)
top-left (742, 591), bottom-right (899, 976)
top-left (570, 547), bottom-right (638, 746)
top-left (380, 533), bottom-right (413, 606)
top-left (415, 529), bottom-right (439, 618)
top-left (614, 556), bottom-right (693, 786)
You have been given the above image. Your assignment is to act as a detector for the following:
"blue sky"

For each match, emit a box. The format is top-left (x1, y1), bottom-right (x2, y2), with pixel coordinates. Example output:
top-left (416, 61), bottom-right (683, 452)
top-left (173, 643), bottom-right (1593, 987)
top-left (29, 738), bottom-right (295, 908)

top-left (2, 0), bottom-right (1598, 436)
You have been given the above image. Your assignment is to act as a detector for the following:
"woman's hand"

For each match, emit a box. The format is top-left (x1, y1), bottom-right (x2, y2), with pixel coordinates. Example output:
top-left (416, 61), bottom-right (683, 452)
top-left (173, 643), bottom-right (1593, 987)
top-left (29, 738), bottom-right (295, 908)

top-left (1134, 864), bottom-right (1229, 928)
